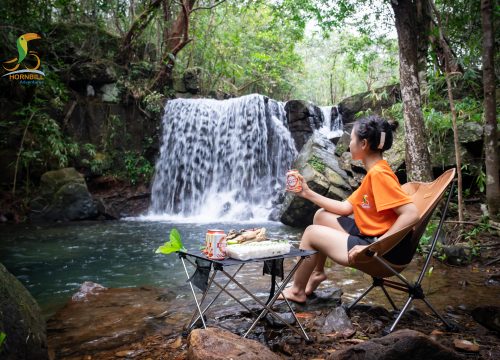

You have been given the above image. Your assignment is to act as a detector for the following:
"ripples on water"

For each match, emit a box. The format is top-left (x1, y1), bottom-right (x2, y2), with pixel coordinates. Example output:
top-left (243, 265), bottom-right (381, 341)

top-left (1, 220), bottom-right (497, 319)
top-left (0, 220), bottom-right (302, 317)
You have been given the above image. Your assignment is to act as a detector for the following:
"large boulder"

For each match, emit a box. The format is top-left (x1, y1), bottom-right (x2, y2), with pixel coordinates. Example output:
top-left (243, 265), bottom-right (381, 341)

top-left (337, 84), bottom-right (401, 125)
top-left (0, 262), bottom-right (48, 360)
top-left (187, 327), bottom-right (281, 360)
top-left (328, 329), bottom-right (462, 360)
top-left (284, 100), bottom-right (323, 151)
top-left (30, 168), bottom-right (98, 222)
top-left (280, 133), bottom-right (351, 227)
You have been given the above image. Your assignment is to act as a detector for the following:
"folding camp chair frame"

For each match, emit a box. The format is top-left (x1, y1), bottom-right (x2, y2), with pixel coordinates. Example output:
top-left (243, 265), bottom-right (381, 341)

top-left (347, 178), bottom-right (455, 334)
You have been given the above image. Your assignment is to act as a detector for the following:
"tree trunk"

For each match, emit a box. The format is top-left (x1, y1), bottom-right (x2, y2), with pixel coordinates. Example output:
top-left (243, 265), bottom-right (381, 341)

top-left (416, 0), bottom-right (431, 98)
top-left (151, 0), bottom-right (197, 91)
top-left (117, 0), bottom-right (163, 65)
top-left (391, 0), bottom-right (432, 182)
top-left (430, 0), bottom-right (464, 223)
top-left (481, 0), bottom-right (500, 220)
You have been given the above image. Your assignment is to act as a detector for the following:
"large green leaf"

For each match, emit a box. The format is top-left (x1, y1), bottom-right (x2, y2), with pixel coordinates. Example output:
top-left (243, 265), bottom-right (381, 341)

top-left (0, 331), bottom-right (6, 349)
top-left (155, 228), bottom-right (186, 254)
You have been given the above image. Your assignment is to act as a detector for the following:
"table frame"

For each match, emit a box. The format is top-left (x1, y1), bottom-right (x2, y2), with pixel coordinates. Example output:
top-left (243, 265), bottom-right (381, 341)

top-left (179, 248), bottom-right (316, 340)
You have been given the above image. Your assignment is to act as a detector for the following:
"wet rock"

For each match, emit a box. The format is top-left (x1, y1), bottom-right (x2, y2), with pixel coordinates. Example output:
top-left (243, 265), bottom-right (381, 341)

top-left (30, 168), bottom-right (99, 222)
top-left (327, 329), bottom-right (462, 360)
top-left (0, 262), bottom-right (48, 360)
top-left (442, 244), bottom-right (470, 266)
top-left (320, 306), bottom-right (355, 338)
top-left (306, 287), bottom-right (343, 310)
top-left (471, 306), bottom-right (500, 332)
top-left (187, 327), bottom-right (281, 360)
top-left (47, 286), bottom-right (178, 359)
top-left (71, 281), bottom-right (107, 301)
top-left (265, 312), bottom-right (296, 327)
top-left (453, 339), bottom-right (480, 352)
top-left (284, 100), bottom-right (323, 151)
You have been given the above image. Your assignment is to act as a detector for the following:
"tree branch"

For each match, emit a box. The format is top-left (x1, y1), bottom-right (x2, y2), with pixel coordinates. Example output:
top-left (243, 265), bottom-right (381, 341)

top-left (191, 0), bottom-right (226, 12)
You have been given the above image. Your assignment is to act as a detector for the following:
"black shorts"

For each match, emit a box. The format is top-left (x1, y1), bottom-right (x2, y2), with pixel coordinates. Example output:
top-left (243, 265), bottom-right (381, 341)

top-left (338, 216), bottom-right (413, 265)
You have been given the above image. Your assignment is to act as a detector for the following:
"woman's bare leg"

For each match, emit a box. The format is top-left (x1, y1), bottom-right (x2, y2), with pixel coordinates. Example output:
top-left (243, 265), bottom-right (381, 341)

top-left (305, 209), bottom-right (348, 295)
top-left (281, 225), bottom-right (349, 303)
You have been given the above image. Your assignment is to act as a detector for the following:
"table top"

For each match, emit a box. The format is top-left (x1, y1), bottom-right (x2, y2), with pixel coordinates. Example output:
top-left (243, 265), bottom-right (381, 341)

top-left (179, 247), bottom-right (317, 266)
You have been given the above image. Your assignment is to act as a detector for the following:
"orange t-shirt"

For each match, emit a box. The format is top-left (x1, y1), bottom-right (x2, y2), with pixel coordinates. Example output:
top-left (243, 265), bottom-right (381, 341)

top-left (347, 160), bottom-right (411, 236)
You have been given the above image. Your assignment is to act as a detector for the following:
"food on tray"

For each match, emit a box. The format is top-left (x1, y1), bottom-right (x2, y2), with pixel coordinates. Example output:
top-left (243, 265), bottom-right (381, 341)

top-left (225, 227), bottom-right (266, 245)
top-left (225, 241), bottom-right (291, 260)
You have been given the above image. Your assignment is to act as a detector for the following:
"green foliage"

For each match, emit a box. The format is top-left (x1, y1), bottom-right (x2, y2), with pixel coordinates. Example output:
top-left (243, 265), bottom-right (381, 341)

top-left (142, 92), bottom-right (164, 115)
top-left (156, 229), bottom-right (186, 255)
top-left (0, 331), bottom-right (5, 349)
top-left (123, 151), bottom-right (154, 186)
top-left (418, 221), bottom-right (438, 254)
top-left (308, 155), bottom-right (326, 173)
top-left (178, 2), bottom-right (304, 99)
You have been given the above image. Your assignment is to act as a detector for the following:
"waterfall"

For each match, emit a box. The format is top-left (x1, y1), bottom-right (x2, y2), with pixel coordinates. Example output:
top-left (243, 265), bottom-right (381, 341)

top-left (319, 106), bottom-right (344, 139)
top-left (148, 94), bottom-right (297, 222)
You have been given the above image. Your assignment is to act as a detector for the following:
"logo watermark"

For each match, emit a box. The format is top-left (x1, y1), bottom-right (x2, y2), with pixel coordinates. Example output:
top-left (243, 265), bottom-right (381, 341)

top-left (2, 33), bottom-right (45, 85)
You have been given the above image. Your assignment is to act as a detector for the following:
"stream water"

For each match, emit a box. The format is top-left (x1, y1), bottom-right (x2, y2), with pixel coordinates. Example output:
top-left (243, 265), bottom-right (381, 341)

top-left (0, 220), bottom-right (302, 317)
top-left (1, 219), bottom-right (498, 321)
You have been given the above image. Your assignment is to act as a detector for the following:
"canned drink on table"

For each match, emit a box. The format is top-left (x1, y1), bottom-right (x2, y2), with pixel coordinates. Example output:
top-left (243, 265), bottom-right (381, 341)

top-left (205, 229), bottom-right (226, 259)
top-left (286, 169), bottom-right (302, 192)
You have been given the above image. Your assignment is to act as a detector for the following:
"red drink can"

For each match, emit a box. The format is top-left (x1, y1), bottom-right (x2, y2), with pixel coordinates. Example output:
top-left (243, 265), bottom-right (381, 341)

top-left (206, 229), bottom-right (226, 259)
top-left (286, 169), bottom-right (302, 192)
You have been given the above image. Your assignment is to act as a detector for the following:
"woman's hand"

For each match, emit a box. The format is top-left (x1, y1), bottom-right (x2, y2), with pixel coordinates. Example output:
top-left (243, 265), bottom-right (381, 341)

top-left (348, 244), bottom-right (369, 265)
top-left (287, 173), bottom-right (311, 198)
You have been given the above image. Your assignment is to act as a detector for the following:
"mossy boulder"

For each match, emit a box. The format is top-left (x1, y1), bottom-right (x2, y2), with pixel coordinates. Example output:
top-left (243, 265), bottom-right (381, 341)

top-left (0, 262), bottom-right (48, 360)
top-left (30, 168), bottom-right (98, 222)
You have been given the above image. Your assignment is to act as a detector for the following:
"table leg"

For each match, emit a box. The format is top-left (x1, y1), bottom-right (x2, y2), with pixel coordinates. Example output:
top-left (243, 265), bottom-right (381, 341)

top-left (219, 257), bottom-right (309, 340)
top-left (181, 257), bottom-right (207, 329)
top-left (243, 257), bottom-right (310, 340)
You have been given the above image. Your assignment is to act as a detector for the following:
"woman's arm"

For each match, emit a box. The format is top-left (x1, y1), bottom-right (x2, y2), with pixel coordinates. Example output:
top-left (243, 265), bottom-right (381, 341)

top-left (347, 202), bottom-right (418, 265)
top-left (293, 174), bottom-right (353, 216)
top-left (381, 202), bottom-right (419, 239)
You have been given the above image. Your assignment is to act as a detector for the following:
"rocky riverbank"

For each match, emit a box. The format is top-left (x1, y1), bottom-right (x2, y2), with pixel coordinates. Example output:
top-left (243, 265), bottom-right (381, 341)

top-left (45, 256), bottom-right (500, 360)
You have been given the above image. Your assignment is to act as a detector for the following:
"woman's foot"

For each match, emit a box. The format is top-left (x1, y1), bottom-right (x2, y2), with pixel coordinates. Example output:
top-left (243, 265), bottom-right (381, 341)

top-left (278, 287), bottom-right (307, 304)
top-left (305, 271), bottom-right (327, 296)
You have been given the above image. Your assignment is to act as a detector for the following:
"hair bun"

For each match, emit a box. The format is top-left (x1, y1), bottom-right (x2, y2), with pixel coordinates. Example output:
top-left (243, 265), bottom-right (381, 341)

top-left (388, 120), bottom-right (399, 132)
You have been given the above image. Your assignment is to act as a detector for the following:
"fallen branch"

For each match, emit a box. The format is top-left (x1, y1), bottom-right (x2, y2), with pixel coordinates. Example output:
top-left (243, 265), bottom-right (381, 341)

top-left (444, 220), bottom-right (500, 231)
top-left (485, 256), bottom-right (500, 266)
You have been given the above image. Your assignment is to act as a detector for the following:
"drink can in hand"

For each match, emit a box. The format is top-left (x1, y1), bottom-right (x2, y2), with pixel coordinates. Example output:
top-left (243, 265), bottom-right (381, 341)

top-left (286, 169), bottom-right (302, 192)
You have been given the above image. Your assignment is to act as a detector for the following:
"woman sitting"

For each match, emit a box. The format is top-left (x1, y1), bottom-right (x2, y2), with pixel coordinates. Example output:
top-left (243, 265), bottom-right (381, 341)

top-left (281, 115), bottom-right (419, 303)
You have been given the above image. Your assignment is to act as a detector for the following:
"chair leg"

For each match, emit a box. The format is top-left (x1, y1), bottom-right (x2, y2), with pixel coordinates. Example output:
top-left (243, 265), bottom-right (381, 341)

top-left (421, 297), bottom-right (453, 329)
top-left (380, 284), bottom-right (398, 311)
top-left (386, 295), bottom-right (414, 334)
top-left (348, 283), bottom-right (375, 311)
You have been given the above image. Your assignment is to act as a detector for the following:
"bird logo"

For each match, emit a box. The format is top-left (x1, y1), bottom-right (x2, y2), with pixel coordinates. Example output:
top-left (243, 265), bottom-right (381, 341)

top-left (2, 33), bottom-right (42, 72)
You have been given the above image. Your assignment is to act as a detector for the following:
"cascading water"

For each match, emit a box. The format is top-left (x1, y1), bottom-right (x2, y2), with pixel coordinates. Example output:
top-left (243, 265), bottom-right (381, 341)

top-left (319, 105), bottom-right (344, 139)
top-left (148, 94), bottom-right (297, 221)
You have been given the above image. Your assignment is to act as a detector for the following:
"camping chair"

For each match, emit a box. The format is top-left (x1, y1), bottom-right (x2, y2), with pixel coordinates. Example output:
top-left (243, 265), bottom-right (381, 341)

top-left (347, 168), bottom-right (456, 334)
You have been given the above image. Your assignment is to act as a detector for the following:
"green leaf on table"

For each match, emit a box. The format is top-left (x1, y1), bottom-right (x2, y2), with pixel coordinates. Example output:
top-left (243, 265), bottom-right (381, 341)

top-left (155, 228), bottom-right (186, 254)
top-left (0, 331), bottom-right (6, 349)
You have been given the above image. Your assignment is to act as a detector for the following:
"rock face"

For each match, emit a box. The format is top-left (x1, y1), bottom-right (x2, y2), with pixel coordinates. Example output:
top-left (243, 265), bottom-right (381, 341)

top-left (0, 262), bottom-right (48, 360)
top-left (337, 84), bottom-right (401, 125)
top-left (328, 329), bottom-right (462, 360)
top-left (280, 133), bottom-right (351, 227)
top-left (187, 327), bottom-right (281, 360)
top-left (284, 100), bottom-right (323, 151)
top-left (30, 168), bottom-right (98, 222)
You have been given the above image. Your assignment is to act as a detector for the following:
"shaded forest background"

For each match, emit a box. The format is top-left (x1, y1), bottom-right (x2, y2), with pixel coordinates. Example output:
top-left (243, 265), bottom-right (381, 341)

top-left (0, 0), bottom-right (498, 221)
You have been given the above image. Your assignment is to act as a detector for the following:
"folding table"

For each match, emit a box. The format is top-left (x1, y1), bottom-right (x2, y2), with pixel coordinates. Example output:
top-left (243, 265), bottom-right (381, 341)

top-left (178, 248), bottom-right (317, 340)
